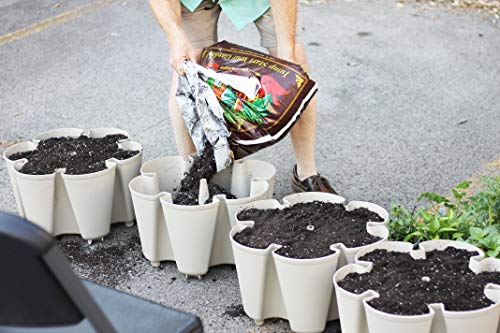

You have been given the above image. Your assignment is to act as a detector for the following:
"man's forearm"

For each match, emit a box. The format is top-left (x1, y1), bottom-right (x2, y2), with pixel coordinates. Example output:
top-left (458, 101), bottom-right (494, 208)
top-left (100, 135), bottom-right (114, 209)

top-left (269, 0), bottom-right (298, 58)
top-left (149, 0), bottom-right (188, 45)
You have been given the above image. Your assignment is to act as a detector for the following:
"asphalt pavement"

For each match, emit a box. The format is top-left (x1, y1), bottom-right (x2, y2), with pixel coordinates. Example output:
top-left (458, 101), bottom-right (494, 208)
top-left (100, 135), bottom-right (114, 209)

top-left (1, 0), bottom-right (499, 332)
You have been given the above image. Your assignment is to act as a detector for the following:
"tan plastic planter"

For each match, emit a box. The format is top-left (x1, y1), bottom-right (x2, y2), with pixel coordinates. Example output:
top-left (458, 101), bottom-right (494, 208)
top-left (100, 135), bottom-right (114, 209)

top-left (230, 192), bottom-right (389, 333)
top-left (334, 240), bottom-right (500, 333)
top-left (3, 128), bottom-right (142, 243)
top-left (129, 156), bottom-right (276, 277)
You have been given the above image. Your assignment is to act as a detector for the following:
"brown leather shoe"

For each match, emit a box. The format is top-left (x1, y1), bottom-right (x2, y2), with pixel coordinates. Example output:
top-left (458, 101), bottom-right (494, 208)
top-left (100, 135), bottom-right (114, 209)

top-left (291, 165), bottom-right (339, 194)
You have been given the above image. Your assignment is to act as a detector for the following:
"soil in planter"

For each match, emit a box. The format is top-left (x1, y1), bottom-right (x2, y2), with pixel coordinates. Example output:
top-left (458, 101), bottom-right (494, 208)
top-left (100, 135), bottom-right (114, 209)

top-left (8, 134), bottom-right (139, 175)
top-left (173, 145), bottom-right (236, 205)
top-left (233, 201), bottom-right (384, 259)
top-left (174, 183), bottom-right (237, 205)
top-left (338, 247), bottom-right (500, 315)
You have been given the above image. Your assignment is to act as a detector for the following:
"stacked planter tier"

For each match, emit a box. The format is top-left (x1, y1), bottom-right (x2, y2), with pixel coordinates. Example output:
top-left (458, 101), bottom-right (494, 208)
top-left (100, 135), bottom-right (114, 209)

top-left (229, 192), bottom-right (389, 333)
top-left (334, 240), bottom-right (500, 333)
top-left (3, 128), bottom-right (142, 242)
top-left (129, 156), bottom-right (276, 277)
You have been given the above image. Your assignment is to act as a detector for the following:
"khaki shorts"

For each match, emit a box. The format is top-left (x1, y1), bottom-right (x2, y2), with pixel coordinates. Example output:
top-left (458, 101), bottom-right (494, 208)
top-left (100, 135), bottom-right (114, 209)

top-left (181, 0), bottom-right (302, 49)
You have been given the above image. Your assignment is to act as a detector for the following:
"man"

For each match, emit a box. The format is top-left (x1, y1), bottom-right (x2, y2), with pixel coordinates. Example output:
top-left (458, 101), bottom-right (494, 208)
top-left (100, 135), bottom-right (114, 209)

top-left (149, 0), bottom-right (337, 193)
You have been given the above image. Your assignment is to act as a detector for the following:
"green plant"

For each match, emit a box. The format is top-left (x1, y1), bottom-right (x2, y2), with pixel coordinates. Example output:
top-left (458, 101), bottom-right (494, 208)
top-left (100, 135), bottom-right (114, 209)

top-left (388, 176), bottom-right (500, 258)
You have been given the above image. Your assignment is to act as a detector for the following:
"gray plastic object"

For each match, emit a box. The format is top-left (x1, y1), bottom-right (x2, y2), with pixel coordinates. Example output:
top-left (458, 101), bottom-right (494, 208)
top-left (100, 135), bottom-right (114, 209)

top-left (334, 240), bottom-right (500, 333)
top-left (230, 192), bottom-right (389, 333)
top-left (3, 128), bottom-right (142, 241)
top-left (129, 156), bottom-right (276, 277)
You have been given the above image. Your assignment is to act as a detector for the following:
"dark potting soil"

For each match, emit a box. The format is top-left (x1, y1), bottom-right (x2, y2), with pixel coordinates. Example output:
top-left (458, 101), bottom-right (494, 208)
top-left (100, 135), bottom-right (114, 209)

top-left (224, 304), bottom-right (247, 318)
top-left (58, 225), bottom-right (143, 288)
top-left (233, 201), bottom-right (384, 259)
top-left (8, 134), bottom-right (139, 175)
top-left (338, 247), bottom-right (500, 315)
top-left (173, 183), bottom-right (237, 205)
top-left (173, 145), bottom-right (236, 205)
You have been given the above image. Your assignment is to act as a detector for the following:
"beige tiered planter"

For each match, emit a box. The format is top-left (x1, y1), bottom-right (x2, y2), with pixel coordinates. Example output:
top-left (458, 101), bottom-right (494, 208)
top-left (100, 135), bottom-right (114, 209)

top-left (334, 240), bottom-right (500, 333)
top-left (230, 192), bottom-right (389, 333)
top-left (129, 156), bottom-right (276, 277)
top-left (3, 128), bottom-right (142, 243)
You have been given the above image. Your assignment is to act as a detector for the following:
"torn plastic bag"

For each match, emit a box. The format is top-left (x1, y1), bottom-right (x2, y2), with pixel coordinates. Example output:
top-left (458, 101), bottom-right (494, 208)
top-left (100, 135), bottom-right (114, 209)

top-left (175, 61), bottom-right (232, 172)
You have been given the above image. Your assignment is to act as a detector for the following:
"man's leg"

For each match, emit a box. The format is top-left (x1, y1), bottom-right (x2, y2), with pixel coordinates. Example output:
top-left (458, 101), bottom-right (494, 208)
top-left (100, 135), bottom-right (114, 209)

top-left (168, 69), bottom-right (197, 159)
top-left (258, 8), bottom-right (337, 193)
top-left (268, 45), bottom-right (317, 180)
top-left (168, 0), bottom-right (220, 159)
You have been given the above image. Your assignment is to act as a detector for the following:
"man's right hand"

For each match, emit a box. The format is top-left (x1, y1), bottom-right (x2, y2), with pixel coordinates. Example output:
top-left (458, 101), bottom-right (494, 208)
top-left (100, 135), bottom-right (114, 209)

top-left (170, 39), bottom-right (200, 76)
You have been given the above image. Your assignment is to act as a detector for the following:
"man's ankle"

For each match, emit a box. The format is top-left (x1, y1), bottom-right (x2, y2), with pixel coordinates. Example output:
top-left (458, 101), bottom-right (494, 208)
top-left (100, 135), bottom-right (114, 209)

top-left (296, 163), bottom-right (317, 181)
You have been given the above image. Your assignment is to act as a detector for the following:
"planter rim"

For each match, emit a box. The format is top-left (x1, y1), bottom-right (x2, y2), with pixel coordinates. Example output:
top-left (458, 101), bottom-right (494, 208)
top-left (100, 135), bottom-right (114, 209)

top-left (160, 196), bottom-right (221, 210)
top-left (282, 192), bottom-right (346, 205)
top-left (334, 240), bottom-right (500, 319)
top-left (235, 158), bottom-right (276, 181)
top-left (3, 128), bottom-right (142, 178)
top-left (87, 127), bottom-right (130, 139)
top-left (138, 156), bottom-right (270, 207)
top-left (60, 163), bottom-right (117, 181)
top-left (345, 200), bottom-right (390, 222)
top-left (362, 292), bottom-right (500, 319)
top-left (139, 155), bottom-right (185, 175)
top-left (438, 283), bottom-right (500, 317)
top-left (33, 127), bottom-right (85, 141)
top-left (333, 262), bottom-right (374, 299)
top-left (330, 225), bottom-right (389, 253)
top-left (354, 239), bottom-right (485, 263)
top-left (158, 186), bottom-right (270, 208)
top-left (129, 175), bottom-right (170, 202)
top-left (229, 222), bottom-right (282, 256)
top-left (362, 297), bottom-right (436, 321)
top-left (221, 188), bottom-right (270, 205)
top-left (3, 141), bottom-right (38, 161)
top-left (354, 240), bottom-right (416, 263)
top-left (272, 249), bottom-right (340, 265)
top-left (231, 193), bottom-right (390, 261)
top-left (32, 127), bottom-right (130, 142)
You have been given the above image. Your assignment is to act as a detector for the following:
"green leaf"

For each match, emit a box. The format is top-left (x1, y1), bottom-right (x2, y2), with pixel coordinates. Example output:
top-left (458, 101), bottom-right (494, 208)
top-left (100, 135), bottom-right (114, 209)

top-left (456, 180), bottom-right (472, 189)
top-left (438, 227), bottom-right (457, 233)
top-left (404, 231), bottom-right (424, 242)
top-left (429, 217), bottom-right (441, 234)
top-left (421, 211), bottom-right (433, 223)
top-left (486, 247), bottom-right (500, 258)
top-left (452, 188), bottom-right (466, 200)
top-left (469, 227), bottom-right (485, 239)
top-left (418, 192), bottom-right (450, 204)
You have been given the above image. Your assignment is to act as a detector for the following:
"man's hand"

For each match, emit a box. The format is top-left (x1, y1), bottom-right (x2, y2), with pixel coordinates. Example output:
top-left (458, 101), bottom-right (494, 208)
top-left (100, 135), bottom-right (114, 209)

top-left (170, 39), bottom-right (200, 76)
top-left (149, 0), bottom-right (199, 75)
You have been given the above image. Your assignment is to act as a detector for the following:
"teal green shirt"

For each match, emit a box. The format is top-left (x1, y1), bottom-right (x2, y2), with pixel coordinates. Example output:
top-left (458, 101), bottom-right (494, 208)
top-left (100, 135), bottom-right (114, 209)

top-left (181, 0), bottom-right (270, 30)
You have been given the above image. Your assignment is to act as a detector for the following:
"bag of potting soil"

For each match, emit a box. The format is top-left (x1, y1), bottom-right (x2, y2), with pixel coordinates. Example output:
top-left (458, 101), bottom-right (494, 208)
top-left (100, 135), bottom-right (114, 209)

top-left (176, 40), bottom-right (317, 171)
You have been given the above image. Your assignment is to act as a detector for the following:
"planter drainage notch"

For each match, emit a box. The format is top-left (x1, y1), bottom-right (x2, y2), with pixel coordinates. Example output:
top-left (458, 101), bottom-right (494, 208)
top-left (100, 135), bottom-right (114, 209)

top-left (333, 240), bottom-right (500, 333)
top-left (129, 156), bottom-right (276, 277)
top-left (230, 192), bottom-right (389, 333)
top-left (3, 128), bottom-right (142, 241)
